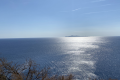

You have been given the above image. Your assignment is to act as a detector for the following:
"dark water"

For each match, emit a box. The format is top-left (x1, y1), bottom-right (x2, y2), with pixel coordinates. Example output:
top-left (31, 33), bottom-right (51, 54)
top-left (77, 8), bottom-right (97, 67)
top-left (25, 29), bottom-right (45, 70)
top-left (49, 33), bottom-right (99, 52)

top-left (0, 37), bottom-right (120, 80)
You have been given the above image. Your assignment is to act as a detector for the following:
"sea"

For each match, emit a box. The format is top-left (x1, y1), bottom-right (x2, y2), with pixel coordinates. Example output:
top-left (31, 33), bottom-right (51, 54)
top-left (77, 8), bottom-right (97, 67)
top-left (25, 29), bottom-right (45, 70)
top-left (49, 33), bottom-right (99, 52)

top-left (0, 37), bottom-right (120, 80)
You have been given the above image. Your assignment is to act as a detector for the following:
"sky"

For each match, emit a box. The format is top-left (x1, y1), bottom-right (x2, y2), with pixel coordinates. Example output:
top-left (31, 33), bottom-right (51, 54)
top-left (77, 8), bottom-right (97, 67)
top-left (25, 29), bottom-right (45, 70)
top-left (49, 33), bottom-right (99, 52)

top-left (0, 0), bottom-right (120, 38)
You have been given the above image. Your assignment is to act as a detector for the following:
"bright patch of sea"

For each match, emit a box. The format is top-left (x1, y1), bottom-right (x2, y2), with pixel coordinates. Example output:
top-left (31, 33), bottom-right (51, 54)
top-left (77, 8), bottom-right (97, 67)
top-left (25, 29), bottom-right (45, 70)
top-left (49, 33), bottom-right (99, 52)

top-left (0, 37), bottom-right (120, 80)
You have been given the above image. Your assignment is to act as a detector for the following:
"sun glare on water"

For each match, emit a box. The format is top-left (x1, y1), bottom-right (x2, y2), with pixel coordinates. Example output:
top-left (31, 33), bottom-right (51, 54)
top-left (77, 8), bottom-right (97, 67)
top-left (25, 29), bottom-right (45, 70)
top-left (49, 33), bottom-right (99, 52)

top-left (56, 37), bottom-right (103, 79)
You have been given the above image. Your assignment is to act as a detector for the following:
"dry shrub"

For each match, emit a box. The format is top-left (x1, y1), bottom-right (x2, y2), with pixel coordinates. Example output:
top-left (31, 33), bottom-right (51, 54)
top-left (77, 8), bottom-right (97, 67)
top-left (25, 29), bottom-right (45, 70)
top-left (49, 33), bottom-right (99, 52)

top-left (0, 58), bottom-right (73, 80)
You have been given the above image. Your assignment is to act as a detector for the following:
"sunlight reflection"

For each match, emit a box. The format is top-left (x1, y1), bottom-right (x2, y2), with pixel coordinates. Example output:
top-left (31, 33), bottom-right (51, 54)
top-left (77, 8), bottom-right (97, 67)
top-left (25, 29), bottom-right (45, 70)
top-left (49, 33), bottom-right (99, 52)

top-left (58, 37), bottom-right (102, 79)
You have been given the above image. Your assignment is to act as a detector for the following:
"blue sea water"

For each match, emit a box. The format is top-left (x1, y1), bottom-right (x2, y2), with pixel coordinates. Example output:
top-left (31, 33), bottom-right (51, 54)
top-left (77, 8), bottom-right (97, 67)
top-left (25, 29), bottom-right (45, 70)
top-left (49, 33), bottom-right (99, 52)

top-left (0, 37), bottom-right (120, 80)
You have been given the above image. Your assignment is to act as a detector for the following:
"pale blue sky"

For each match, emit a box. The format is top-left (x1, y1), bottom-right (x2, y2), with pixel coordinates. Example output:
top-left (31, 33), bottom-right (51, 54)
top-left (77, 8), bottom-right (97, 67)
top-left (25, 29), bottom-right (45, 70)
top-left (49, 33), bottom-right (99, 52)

top-left (0, 0), bottom-right (120, 38)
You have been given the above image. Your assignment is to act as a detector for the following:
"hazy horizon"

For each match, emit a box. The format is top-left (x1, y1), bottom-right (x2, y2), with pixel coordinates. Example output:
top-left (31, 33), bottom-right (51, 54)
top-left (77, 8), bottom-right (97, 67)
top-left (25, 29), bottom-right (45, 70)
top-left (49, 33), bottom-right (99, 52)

top-left (0, 0), bottom-right (120, 38)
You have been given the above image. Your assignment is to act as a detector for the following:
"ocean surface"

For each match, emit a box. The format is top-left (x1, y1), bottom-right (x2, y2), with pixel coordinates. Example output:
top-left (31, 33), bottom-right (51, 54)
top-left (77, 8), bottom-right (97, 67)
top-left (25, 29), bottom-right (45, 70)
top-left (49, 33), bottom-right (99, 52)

top-left (0, 37), bottom-right (120, 80)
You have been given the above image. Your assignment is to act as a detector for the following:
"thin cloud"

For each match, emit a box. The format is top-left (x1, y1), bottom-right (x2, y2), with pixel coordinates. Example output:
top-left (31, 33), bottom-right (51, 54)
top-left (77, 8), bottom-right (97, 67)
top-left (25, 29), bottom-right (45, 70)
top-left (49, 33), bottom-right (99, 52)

top-left (81, 4), bottom-right (111, 10)
top-left (60, 8), bottom-right (81, 12)
top-left (85, 10), bottom-right (118, 14)
top-left (72, 8), bottom-right (81, 11)
top-left (60, 3), bottom-right (111, 13)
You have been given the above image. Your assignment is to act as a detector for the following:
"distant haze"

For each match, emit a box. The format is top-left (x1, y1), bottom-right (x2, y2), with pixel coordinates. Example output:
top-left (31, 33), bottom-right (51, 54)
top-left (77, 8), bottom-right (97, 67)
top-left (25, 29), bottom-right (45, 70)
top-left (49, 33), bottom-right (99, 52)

top-left (0, 0), bottom-right (120, 38)
top-left (66, 35), bottom-right (84, 37)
